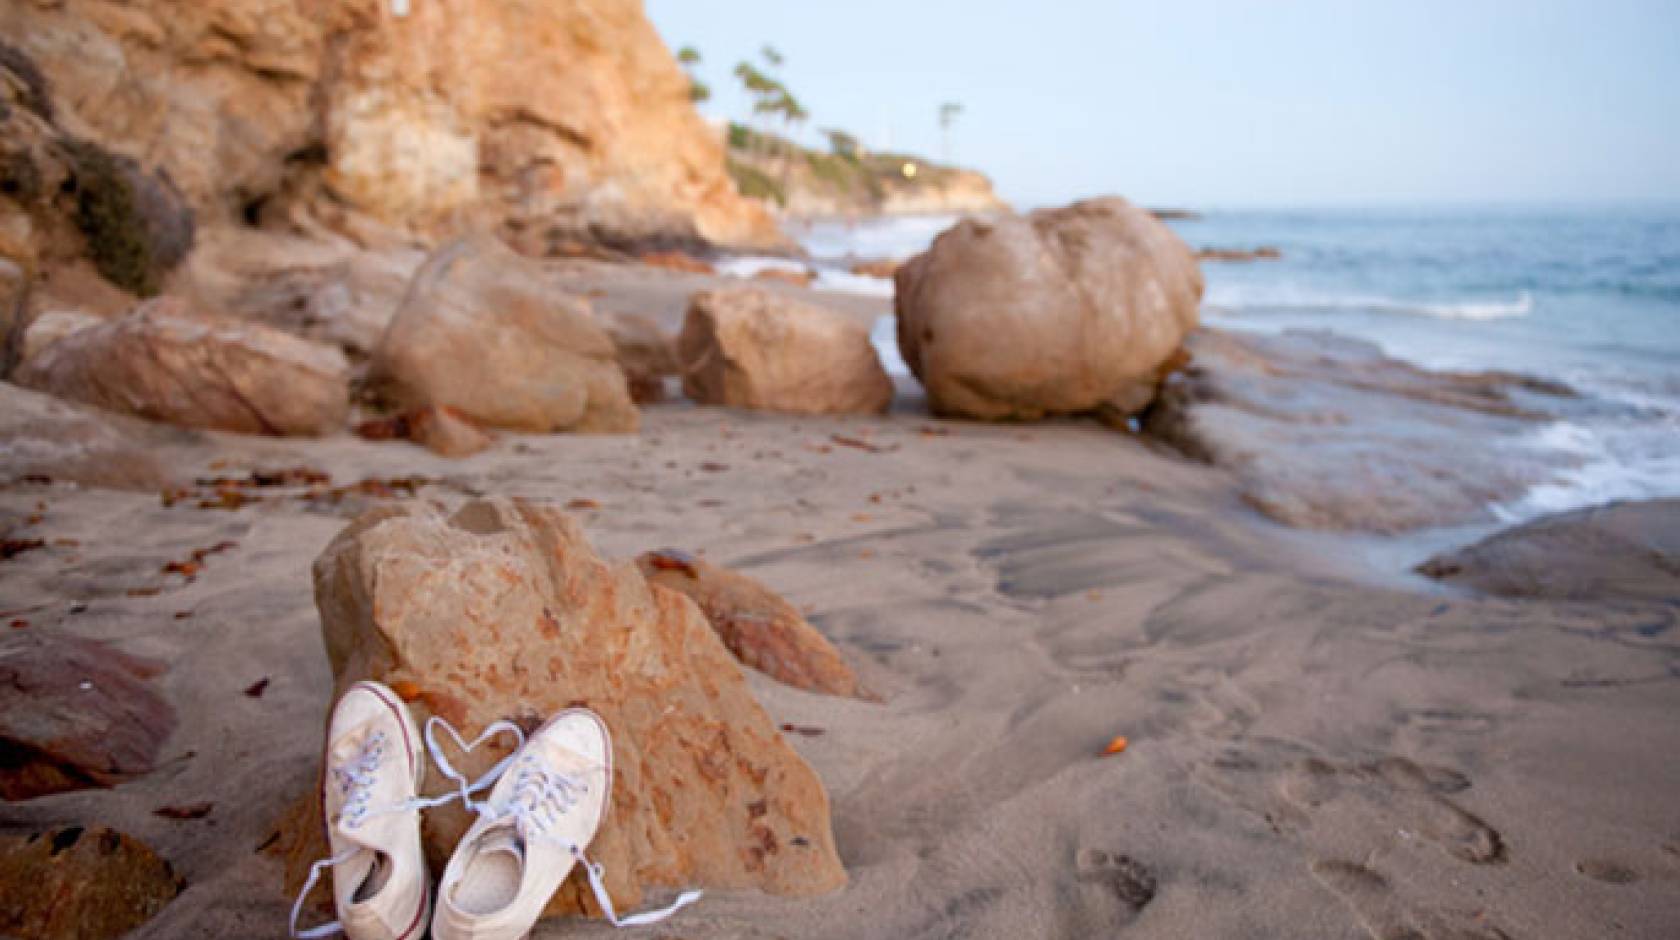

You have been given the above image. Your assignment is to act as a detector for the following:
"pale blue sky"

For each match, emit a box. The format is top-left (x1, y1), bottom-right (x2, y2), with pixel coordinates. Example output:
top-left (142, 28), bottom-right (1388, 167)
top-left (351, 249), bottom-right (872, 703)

top-left (646, 0), bottom-right (1680, 209)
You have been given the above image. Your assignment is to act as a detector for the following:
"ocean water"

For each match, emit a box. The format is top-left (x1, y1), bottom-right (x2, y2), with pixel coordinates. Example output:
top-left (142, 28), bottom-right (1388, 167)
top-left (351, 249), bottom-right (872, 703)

top-left (748, 208), bottom-right (1680, 523)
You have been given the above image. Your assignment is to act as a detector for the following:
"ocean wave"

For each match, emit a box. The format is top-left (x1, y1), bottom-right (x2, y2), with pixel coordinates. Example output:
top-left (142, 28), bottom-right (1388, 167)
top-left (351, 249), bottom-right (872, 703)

top-left (1206, 287), bottom-right (1534, 321)
top-left (1497, 419), bottom-right (1680, 521)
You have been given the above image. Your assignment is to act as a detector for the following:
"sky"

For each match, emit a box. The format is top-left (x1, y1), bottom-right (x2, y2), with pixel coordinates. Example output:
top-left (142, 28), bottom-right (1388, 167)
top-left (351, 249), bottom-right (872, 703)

top-left (646, 0), bottom-right (1680, 210)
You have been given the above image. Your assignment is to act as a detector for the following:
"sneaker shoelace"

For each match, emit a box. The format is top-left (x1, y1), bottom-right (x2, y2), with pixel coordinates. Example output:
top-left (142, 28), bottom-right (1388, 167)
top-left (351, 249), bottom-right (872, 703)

top-left (289, 717), bottom-right (523, 938)
top-left (444, 736), bottom-right (703, 927)
top-left (290, 715), bottom-right (703, 936)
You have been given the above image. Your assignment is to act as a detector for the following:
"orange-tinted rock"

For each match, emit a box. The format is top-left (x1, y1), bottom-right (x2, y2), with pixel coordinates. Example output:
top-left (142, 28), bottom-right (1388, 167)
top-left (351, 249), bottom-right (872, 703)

top-left (637, 550), bottom-right (873, 701)
top-left (640, 251), bottom-right (716, 275)
top-left (0, 826), bottom-right (184, 940)
top-left (751, 267), bottom-right (816, 288)
top-left (849, 259), bottom-right (901, 279)
top-left (0, 633), bottom-right (176, 801)
top-left (12, 297), bottom-right (350, 436)
top-left (369, 236), bottom-right (638, 433)
top-left (407, 405), bottom-right (493, 458)
top-left (895, 196), bottom-right (1203, 421)
top-left (291, 498), bottom-right (846, 919)
top-left (679, 287), bottom-right (892, 415)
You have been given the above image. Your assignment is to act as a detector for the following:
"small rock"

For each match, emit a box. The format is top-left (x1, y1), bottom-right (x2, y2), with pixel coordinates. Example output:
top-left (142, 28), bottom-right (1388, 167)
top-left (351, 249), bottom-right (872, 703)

top-left (637, 549), bottom-right (875, 700)
top-left (0, 633), bottom-right (176, 801)
top-left (0, 826), bottom-right (184, 939)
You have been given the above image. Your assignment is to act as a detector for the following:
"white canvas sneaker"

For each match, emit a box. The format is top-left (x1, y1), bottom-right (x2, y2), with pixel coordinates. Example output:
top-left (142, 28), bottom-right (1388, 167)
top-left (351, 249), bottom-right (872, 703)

top-left (290, 681), bottom-right (432, 940)
top-left (432, 708), bottom-right (701, 939)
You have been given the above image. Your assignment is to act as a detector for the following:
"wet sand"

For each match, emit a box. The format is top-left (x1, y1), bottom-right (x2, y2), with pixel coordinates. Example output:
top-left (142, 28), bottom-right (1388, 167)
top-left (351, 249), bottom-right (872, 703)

top-left (3, 385), bottom-right (1678, 938)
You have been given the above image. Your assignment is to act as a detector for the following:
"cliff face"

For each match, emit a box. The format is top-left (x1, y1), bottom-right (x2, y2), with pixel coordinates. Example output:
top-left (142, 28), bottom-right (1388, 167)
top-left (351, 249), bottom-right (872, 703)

top-left (0, 0), bottom-right (785, 252)
top-left (726, 127), bottom-right (1006, 219)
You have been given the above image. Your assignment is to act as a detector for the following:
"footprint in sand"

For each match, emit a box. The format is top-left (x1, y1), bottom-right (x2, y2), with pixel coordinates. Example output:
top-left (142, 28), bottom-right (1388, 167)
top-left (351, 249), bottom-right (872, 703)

top-left (1311, 859), bottom-right (1510, 940)
top-left (1575, 858), bottom-right (1641, 885)
top-left (1279, 756), bottom-right (1505, 865)
top-left (1074, 847), bottom-right (1158, 911)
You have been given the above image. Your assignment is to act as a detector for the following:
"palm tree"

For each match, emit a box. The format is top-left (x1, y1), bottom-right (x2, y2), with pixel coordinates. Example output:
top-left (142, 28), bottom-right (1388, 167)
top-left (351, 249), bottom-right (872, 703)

top-left (939, 102), bottom-right (964, 163)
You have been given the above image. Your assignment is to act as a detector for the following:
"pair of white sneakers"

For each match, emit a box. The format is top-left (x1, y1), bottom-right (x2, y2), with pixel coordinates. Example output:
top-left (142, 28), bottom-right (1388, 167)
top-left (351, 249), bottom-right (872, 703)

top-left (290, 681), bottom-right (700, 940)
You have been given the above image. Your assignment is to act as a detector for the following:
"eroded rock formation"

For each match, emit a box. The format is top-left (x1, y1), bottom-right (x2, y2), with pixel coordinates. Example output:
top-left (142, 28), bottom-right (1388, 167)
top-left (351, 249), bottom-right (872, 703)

top-left (0, 0), bottom-right (784, 253)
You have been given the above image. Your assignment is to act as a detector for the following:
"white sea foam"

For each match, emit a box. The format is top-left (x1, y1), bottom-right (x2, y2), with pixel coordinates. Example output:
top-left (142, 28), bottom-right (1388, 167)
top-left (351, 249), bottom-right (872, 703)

top-left (1205, 284), bottom-right (1533, 321)
top-left (1497, 418), bottom-right (1680, 521)
top-left (870, 314), bottom-right (911, 377)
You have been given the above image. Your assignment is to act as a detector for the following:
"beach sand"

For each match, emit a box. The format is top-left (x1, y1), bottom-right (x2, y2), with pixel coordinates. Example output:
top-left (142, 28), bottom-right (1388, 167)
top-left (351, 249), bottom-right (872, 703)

top-left (3, 278), bottom-right (1679, 939)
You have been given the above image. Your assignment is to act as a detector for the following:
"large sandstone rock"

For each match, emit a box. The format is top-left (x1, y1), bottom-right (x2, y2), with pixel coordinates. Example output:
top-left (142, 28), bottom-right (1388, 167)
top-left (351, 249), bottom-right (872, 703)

top-left (637, 550), bottom-right (874, 701)
top-left (894, 197), bottom-right (1203, 420)
top-left (291, 498), bottom-right (846, 918)
top-left (370, 237), bottom-right (638, 433)
top-left (0, 826), bottom-right (184, 940)
top-left (679, 287), bottom-right (893, 415)
top-left (13, 297), bottom-right (350, 436)
top-left (0, 633), bottom-right (177, 801)
top-left (0, 0), bottom-right (784, 251)
top-left (1418, 499), bottom-right (1680, 602)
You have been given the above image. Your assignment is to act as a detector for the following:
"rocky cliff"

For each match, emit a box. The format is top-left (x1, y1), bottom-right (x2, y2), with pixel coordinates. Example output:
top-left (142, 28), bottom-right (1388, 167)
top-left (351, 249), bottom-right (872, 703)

top-left (725, 125), bottom-right (1006, 219)
top-left (0, 0), bottom-right (784, 253)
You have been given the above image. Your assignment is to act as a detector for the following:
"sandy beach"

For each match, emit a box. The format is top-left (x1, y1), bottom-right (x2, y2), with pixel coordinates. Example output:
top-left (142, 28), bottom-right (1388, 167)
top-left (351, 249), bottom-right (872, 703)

top-left (4, 3), bottom-right (1678, 937)
top-left (4, 271), bottom-right (1677, 937)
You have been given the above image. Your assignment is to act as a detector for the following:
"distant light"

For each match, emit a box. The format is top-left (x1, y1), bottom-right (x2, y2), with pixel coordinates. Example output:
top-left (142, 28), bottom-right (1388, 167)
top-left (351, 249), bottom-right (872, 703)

top-left (392, 0), bottom-right (410, 16)
top-left (902, 162), bottom-right (918, 179)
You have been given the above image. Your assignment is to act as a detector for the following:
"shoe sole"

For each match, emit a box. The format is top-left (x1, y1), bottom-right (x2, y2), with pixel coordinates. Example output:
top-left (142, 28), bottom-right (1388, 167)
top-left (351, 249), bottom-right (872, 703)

top-left (316, 679), bottom-right (432, 940)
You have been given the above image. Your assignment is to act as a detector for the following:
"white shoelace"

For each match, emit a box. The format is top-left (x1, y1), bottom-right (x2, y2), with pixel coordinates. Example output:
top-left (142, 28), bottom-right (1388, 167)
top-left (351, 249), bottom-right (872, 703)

top-left (290, 714), bottom-right (703, 936)
top-left (446, 740), bottom-right (703, 927)
top-left (289, 718), bottom-right (523, 938)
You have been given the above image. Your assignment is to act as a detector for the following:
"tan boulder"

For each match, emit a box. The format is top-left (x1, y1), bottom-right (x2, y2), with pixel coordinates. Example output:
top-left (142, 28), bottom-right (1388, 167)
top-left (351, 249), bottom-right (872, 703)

top-left (370, 237), bottom-right (637, 433)
top-left (13, 297), bottom-right (350, 436)
top-left (288, 498), bottom-right (846, 918)
top-left (0, 826), bottom-right (183, 940)
top-left (894, 196), bottom-right (1203, 420)
top-left (637, 550), bottom-right (874, 701)
top-left (679, 287), bottom-right (893, 415)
